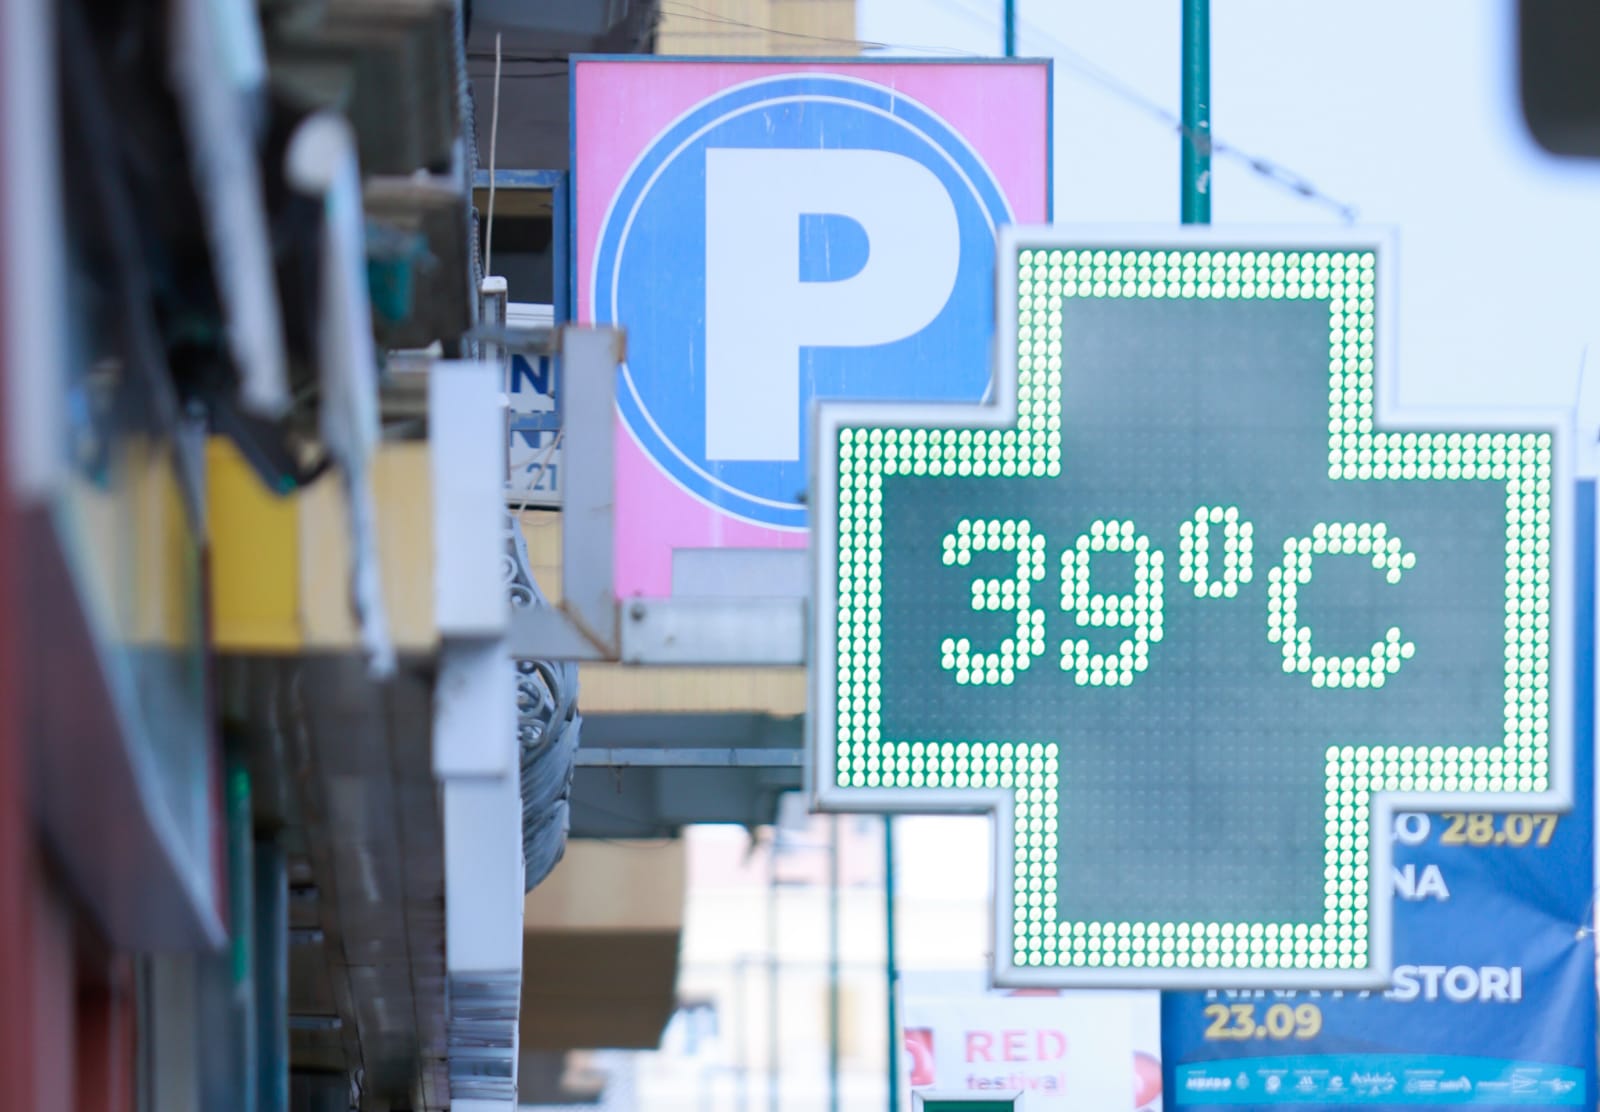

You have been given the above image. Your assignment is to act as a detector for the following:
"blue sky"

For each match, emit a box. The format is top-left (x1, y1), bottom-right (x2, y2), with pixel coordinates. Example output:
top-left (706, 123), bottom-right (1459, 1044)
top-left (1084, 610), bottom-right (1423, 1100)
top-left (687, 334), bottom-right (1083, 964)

top-left (860, 0), bottom-right (1600, 413)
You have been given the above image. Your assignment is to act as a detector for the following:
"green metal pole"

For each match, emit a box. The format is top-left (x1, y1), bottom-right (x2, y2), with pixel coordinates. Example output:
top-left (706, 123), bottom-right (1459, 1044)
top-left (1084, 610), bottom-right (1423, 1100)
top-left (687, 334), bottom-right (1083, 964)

top-left (1003, 0), bottom-right (1016, 57)
top-left (828, 815), bottom-right (840, 1112)
top-left (1181, 0), bottom-right (1212, 224)
top-left (254, 839), bottom-right (288, 1112)
top-left (225, 755), bottom-right (257, 1112)
top-left (884, 817), bottom-right (899, 1112)
top-left (768, 840), bottom-right (780, 1112)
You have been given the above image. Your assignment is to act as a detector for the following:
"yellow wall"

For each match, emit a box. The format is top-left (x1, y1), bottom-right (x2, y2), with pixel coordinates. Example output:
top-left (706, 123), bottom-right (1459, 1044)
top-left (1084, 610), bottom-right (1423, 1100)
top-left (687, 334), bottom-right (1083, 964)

top-left (524, 839), bottom-right (686, 932)
top-left (210, 439), bottom-right (437, 652)
top-left (656, 0), bottom-right (859, 56)
top-left (518, 512), bottom-right (804, 714)
top-left (65, 436), bottom-right (204, 651)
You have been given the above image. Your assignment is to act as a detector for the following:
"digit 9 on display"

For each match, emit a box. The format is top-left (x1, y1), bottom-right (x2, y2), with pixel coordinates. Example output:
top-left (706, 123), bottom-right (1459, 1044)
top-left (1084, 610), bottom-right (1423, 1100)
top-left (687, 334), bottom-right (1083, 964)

top-left (809, 227), bottom-right (1575, 988)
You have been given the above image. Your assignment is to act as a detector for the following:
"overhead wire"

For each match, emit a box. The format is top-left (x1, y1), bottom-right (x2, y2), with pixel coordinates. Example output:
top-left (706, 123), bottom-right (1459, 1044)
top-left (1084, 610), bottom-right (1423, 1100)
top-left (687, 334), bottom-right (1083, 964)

top-left (467, 50), bottom-right (568, 63)
top-left (924, 0), bottom-right (1360, 221)
top-left (934, 0), bottom-right (1360, 221)
top-left (657, 0), bottom-right (973, 55)
top-left (465, 48), bottom-right (568, 79)
top-left (485, 32), bottom-right (502, 275)
top-left (654, 0), bottom-right (1358, 221)
top-left (474, 71), bottom-right (566, 81)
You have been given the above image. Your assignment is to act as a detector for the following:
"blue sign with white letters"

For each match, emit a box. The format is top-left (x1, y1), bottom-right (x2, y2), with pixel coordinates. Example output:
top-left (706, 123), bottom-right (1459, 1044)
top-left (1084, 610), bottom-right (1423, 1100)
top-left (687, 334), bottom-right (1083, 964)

top-left (591, 73), bottom-right (1016, 528)
top-left (1160, 482), bottom-right (1598, 1109)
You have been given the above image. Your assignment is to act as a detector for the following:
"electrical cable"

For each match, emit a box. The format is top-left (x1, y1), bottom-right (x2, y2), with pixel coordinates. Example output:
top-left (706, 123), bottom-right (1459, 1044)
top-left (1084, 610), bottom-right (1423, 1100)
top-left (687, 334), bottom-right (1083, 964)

top-left (655, 0), bottom-right (1358, 221)
top-left (925, 0), bottom-right (1360, 220)
top-left (484, 32), bottom-right (502, 276)
top-left (658, 0), bottom-right (969, 54)
top-left (508, 430), bottom-right (564, 513)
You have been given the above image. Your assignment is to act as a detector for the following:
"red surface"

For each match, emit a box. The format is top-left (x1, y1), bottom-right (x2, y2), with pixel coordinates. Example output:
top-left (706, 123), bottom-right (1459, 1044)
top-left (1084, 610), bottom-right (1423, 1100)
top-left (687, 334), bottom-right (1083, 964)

top-left (0, 0), bottom-right (40, 1097)
top-left (76, 957), bottom-right (138, 1112)
top-left (904, 1027), bottom-right (936, 1086)
top-left (30, 862), bottom-right (76, 1112)
top-left (1134, 1049), bottom-right (1163, 1109)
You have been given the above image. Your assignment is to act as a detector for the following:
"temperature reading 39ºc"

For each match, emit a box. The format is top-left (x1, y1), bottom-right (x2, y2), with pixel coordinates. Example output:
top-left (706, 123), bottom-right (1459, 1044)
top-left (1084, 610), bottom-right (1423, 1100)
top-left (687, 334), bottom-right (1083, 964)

top-left (940, 507), bottom-right (1416, 690)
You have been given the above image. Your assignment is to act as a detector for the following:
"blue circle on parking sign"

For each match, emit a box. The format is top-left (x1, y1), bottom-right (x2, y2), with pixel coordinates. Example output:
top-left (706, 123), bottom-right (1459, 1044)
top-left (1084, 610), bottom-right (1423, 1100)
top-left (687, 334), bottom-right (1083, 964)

top-left (593, 74), bottom-right (1012, 529)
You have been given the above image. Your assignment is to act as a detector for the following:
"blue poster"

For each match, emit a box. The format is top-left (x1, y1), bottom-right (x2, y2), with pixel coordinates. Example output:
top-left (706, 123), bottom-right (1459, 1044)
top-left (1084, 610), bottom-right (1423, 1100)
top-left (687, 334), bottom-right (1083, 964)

top-left (1161, 482), bottom-right (1597, 1109)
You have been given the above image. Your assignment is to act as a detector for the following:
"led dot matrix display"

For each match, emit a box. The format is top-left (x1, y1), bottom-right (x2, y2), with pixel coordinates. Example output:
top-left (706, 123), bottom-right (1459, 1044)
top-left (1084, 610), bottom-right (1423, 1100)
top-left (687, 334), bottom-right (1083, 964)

top-left (819, 236), bottom-right (1568, 985)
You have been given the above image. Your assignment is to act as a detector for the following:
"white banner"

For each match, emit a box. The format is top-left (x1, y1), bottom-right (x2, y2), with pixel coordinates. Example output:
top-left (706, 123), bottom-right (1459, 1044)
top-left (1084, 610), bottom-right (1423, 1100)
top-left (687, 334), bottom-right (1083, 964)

top-left (900, 972), bottom-right (1162, 1111)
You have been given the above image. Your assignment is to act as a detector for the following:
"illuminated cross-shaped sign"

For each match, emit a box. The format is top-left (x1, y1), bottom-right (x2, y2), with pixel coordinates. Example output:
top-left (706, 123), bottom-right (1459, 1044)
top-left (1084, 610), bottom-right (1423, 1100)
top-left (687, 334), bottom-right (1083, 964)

top-left (808, 228), bottom-right (1575, 987)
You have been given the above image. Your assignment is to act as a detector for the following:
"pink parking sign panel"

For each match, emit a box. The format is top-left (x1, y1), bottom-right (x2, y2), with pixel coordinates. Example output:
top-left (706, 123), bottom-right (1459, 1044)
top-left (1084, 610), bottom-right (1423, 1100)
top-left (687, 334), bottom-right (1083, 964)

top-left (573, 57), bottom-right (1051, 598)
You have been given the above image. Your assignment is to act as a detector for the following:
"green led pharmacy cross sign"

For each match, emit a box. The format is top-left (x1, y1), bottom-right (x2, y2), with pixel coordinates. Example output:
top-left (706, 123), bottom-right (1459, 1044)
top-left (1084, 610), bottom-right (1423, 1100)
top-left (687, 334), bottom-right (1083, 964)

top-left (808, 228), bottom-right (1575, 989)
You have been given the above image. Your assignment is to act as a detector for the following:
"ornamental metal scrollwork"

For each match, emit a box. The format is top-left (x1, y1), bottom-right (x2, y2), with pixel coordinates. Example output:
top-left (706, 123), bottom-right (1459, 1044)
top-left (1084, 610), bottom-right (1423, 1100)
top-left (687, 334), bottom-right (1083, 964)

top-left (504, 513), bottom-right (580, 891)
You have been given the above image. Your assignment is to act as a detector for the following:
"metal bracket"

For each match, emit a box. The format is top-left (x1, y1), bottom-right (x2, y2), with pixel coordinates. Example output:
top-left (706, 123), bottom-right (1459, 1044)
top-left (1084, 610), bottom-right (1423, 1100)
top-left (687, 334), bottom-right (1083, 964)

top-left (574, 748), bottom-right (802, 768)
top-left (499, 325), bottom-right (813, 666)
top-left (505, 325), bottom-right (622, 659)
top-left (618, 597), bottom-right (807, 665)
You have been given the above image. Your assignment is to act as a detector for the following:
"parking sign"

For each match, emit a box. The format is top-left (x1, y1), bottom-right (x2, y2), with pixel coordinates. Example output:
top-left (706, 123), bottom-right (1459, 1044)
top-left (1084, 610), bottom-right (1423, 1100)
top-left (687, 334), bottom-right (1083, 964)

top-left (573, 58), bottom-right (1050, 597)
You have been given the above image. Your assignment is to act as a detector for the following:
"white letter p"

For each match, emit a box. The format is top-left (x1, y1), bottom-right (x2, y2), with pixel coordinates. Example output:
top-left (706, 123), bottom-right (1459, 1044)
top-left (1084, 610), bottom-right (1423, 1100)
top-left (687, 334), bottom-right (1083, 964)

top-left (703, 148), bottom-right (961, 462)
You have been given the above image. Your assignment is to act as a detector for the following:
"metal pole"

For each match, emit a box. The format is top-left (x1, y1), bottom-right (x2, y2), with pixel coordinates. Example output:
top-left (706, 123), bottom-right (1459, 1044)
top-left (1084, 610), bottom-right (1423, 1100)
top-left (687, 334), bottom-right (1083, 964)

top-left (254, 839), bottom-right (288, 1112)
top-left (767, 834), bottom-right (780, 1112)
top-left (1002, 0), bottom-right (1016, 57)
top-left (225, 755), bottom-right (257, 1112)
top-left (735, 956), bottom-right (749, 1112)
top-left (479, 277), bottom-right (509, 480)
top-left (1180, 0), bottom-right (1212, 224)
top-left (884, 817), bottom-right (899, 1112)
top-left (828, 815), bottom-right (840, 1112)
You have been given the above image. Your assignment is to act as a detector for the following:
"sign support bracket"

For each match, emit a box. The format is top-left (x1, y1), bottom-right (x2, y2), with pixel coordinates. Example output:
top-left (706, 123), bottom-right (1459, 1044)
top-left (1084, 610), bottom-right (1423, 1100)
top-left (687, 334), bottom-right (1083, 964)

top-left (505, 325), bottom-right (623, 660)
